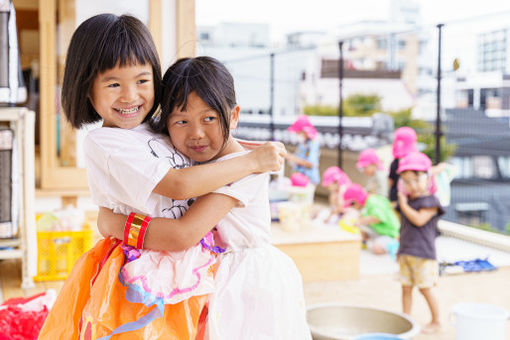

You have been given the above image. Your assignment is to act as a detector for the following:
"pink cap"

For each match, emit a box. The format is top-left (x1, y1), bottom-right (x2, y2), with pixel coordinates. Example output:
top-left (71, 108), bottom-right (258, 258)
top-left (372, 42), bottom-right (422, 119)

top-left (356, 148), bottom-right (383, 170)
top-left (397, 152), bottom-right (432, 174)
top-left (287, 115), bottom-right (318, 139)
top-left (392, 127), bottom-right (417, 158)
top-left (290, 172), bottom-right (310, 187)
top-left (322, 166), bottom-right (351, 187)
top-left (343, 183), bottom-right (368, 207)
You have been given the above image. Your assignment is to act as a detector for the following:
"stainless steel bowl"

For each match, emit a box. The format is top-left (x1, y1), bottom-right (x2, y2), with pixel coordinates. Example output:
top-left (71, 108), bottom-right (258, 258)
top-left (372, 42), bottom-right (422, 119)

top-left (307, 303), bottom-right (420, 340)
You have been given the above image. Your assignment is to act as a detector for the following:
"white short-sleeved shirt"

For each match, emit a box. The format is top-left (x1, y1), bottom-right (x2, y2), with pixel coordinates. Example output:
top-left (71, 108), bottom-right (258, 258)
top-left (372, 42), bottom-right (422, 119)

top-left (211, 152), bottom-right (272, 249)
top-left (84, 124), bottom-right (193, 218)
top-left (84, 124), bottom-right (216, 304)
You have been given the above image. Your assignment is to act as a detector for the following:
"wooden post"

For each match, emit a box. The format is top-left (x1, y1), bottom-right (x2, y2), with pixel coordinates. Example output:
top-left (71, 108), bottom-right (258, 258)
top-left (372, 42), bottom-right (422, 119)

top-left (176, 0), bottom-right (196, 58)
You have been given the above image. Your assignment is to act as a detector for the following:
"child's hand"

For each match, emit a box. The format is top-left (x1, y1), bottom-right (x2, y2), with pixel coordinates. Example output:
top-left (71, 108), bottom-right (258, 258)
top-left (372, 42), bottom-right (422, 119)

top-left (249, 141), bottom-right (287, 173)
top-left (397, 192), bottom-right (408, 207)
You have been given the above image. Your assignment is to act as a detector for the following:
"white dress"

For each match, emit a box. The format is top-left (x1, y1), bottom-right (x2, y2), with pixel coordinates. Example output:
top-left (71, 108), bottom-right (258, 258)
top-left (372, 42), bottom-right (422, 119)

top-left (205, 151), bottom-right (312, 340)
top-left (84, 124), bottom-right (216, 305)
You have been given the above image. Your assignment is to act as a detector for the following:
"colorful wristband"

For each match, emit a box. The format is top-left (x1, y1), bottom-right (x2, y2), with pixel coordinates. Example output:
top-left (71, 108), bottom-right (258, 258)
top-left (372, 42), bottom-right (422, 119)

top-left (123, 212), bottom-right (151, 249)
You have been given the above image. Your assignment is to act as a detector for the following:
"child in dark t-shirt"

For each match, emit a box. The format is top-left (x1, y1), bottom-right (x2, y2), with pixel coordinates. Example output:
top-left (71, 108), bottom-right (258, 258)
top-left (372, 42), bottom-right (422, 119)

top-left (396, 152), bottom-right (444, 335)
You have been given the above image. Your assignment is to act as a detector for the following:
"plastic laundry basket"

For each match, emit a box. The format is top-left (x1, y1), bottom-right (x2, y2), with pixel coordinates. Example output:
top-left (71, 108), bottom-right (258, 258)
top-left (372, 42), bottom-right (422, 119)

top-left (451, 303), bottom-right (510, 340)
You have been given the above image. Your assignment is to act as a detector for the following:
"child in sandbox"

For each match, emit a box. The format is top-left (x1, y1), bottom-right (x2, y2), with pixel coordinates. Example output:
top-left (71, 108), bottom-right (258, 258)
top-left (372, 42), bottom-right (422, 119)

top-left (343, 183), bottom-right (399, 255)
top-left (321, 166), bottom-right (352, 224)
top-left (356, 148), bottom-right (388, 197)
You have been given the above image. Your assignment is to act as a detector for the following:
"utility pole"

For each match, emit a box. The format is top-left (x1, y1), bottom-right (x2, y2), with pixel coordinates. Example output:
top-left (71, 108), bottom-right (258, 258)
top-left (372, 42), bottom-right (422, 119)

top-left (435, 24), bottom-right (444, 165)
top-left (269, 53), bottom-right (275, 141)
top-left (338, 41), bottom-right (344, 168)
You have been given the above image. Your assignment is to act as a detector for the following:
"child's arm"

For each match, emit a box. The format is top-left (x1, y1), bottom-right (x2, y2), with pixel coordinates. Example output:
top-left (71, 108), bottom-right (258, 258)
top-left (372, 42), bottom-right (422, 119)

top-left (358, 215), bottom-right (380, 226)
top-left (154, 141), bottom-right (285, 199)
top-left (285, 153), bottom-right (313, 168)
top-left (398, 192), bottom-right (437, 227)
top-left (98, 193), bottom-right (238, 252)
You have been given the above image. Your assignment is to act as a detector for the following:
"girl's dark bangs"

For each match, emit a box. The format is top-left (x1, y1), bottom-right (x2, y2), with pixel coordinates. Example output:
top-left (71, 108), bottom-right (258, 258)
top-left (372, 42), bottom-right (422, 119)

top-left (97, 34), bottom-right (152, 73)
top-left (171, 76), bottom-right (191, 112)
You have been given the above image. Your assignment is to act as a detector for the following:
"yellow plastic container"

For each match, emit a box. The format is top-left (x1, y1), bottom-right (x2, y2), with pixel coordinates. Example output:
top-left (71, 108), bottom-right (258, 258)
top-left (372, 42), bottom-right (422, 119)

top-left (34, 226), bottom-right (94, 281)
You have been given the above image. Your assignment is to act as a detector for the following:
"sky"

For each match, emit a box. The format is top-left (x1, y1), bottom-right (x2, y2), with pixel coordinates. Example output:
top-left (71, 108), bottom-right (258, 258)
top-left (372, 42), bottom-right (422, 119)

top-left (196, 0), bottom-right (510, 43)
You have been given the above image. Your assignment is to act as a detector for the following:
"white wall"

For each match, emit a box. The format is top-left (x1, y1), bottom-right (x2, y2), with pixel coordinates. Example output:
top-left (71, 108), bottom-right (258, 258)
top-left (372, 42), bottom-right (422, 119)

top-left (75, 0), bottom-right (178, 71)
top-left (75, 0), bottom-right (149, 25)
top-left (161, 0), bottom-right (177, 70)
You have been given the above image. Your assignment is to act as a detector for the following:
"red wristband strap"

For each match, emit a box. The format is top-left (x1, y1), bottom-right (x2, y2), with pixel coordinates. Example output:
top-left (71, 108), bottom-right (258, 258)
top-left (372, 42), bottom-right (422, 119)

top-left (123, 212), bottom-right (136, 245)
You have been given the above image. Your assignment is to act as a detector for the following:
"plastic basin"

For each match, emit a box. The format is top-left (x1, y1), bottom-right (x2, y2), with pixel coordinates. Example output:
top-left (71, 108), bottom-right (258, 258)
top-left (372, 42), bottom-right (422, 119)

top-left (307, 303), bottom-right (419, 339)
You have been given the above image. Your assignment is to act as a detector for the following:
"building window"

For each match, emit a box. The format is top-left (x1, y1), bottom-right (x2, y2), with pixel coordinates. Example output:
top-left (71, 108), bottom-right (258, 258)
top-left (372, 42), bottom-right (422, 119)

top-left (478, 29), bottom-right (507, 72)
top-left (452, 157), bottom-right (473, 179)
top-left (453, 156), bottom-right (497, 179)
top-left (498, 156), bottom-right (510, 178)
top-left (456, 205), bottom-right (487, 226)
top-left (376, 39), bottom-right (387, 50)
top-left (398, 40), bottom-right (406, 50)
top-left (199, 32), bottom-right (210, 41)
top-left (472, 156), bottom-right (496, 179)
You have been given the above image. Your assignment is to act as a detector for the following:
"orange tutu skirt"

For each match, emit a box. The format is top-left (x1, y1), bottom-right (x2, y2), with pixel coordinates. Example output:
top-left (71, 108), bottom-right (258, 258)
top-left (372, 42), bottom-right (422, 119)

top-left (38, 238), bottom-right (209, 340)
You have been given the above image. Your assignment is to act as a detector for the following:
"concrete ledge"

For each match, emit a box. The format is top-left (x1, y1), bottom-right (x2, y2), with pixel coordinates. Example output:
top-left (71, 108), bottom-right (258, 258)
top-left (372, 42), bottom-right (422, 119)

top-left (439, 220), bottom-right (510, 253)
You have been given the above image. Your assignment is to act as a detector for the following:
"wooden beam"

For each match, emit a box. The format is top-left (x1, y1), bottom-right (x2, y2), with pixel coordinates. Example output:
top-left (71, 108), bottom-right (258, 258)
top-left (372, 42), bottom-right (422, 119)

top-left (149, 0), bottom-right (162, 57)
top-left (176, 0), bottom-right (195, 58)
top-left (12, 0), bottom-right (38, 10)
top-left (39, 0), bottom-right (57, 188)
top-left (38, 0), bottom-right (88, 190)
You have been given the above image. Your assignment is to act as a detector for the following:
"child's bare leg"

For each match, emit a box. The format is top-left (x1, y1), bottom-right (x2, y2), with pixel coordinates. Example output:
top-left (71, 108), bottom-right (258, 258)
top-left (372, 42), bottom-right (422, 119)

top-left (371, 242), bottom-right (386, 255)
top-left (418, 287), bottom-right (441, 334)
top-left (402, 285), bottom-right (413, 315)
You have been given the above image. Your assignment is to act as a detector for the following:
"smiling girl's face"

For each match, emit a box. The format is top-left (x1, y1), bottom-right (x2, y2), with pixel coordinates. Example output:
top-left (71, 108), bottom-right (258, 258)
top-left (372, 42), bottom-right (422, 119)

top-left (167, 91), bottom-right (240, 163)
top-left (90, 62), bottom-right (154, 129)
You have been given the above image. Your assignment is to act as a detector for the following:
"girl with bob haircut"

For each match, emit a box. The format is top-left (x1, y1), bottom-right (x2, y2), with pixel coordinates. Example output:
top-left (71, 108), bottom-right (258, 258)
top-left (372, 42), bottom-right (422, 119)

top-left (40, 14), bottom-right (286, 339)
top-left (98, 56), bottom-right (312, 339)
top-left (61, 13), bottom-right (162, 128)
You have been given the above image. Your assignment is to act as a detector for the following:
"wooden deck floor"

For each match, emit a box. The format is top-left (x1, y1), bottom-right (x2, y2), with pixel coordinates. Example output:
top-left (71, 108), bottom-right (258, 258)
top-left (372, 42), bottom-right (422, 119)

top-left (0, 258), bottom-right (64, 303)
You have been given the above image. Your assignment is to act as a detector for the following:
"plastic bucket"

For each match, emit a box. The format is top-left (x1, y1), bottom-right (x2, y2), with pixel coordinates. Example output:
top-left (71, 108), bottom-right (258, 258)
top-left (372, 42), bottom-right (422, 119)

top-left (451, 303), bottom-right (510, 340)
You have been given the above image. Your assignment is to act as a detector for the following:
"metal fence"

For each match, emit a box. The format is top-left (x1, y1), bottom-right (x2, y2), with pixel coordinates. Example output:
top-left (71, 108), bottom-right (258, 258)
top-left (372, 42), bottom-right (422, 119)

top-left (198, 10), bottom-right (510, 235)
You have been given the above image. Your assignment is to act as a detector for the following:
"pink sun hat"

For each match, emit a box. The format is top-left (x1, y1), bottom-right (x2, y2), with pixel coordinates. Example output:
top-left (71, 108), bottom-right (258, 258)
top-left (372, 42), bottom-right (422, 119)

top-left (392, 126), bottom-right (417, 158)
top-left (397, 152), bottom-right (432, 174)
top-left (356, 148), bottom-right (383, 170)
top-left (290, 172), bottom-right (310, 187)
top-left (287, 115), bottom-right (318, 139)
top-left (343, 183), bottom-right (368, 207)
top-left (322, 166), bottom-right (351, 187)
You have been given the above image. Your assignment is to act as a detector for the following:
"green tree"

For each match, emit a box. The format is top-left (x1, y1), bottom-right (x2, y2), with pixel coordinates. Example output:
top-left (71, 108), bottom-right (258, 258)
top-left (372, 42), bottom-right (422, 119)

top-left (303, 104), bottom-right (337, 116)
top-left (303, 93), bottom-right (381, 117)
top-left (343, 94), bottom-right (381, 116)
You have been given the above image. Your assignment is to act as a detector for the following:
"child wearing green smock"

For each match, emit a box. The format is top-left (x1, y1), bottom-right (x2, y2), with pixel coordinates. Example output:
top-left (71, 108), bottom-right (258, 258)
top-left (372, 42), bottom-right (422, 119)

top-left (343, 183), bottom-right (400, 255)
